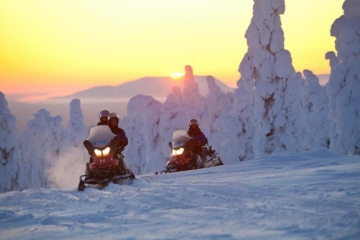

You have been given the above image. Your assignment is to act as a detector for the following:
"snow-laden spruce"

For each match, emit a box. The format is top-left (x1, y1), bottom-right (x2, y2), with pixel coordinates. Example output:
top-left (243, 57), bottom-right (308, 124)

top-left (21, 109), bottom-right (65, 189)
top-left (158, 90), bottom-right (188, 158)
top-left (206, 75), bottom-right (232, 134)
top-left (181, 65), bottom-right (211, 139)
top-left (48, 99), bottom-right (89, 189)
top-left (243, 0), bottom-right (303, 157)
top-left (121, 95), bottom-right (162, 174)
top-left (300, 70), bottom-right (330, 150)
top-left (67, 99), bottom-right (88, 148)
top-left (327, 0), bottom-right (360, 154)
top-left (0, 92), bottom-right (23, 192)
top-left (206, 75), bottom-right (243, 163)
top-left (219, 76), bottom-right (256, 162)
top-left (325, 51), bottom-right (340, 72)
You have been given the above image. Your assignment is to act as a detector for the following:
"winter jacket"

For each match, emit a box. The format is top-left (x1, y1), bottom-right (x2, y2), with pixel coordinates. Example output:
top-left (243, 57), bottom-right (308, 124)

top-left (109, 125), bottom-right (128, 147)
top-left (188, 127), bottom-right (207, 146)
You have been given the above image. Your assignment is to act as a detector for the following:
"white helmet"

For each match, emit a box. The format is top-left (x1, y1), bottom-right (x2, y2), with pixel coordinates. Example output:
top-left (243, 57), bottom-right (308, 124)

top-left (109, 112), bottom-right (119, 120)
top-left (99, 110), bottom-right (110, 120)
top-left (189, 118), bottom-right (199, 127)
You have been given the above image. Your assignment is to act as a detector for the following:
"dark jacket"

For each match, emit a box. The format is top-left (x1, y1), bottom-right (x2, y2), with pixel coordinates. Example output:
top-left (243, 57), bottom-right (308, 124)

top-left (109, 125), bottom-right (128, 147)
top-left (188, 127), bottom-right (207, 146)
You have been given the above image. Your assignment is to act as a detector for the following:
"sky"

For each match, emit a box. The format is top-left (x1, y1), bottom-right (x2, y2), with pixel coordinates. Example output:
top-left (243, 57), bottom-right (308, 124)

top-left (0, 0), bottom-right (343, 101)
top-left (1, 148), bottom-right (359, 239)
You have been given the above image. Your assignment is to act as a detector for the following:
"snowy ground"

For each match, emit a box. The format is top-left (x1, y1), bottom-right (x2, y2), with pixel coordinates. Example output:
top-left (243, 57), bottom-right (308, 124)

top-left (1, 148), bottom-right (359, 239)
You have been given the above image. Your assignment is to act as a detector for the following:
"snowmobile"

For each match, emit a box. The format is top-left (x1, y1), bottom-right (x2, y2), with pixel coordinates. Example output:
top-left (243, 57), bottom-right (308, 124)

top-left (78, 125), bottom-right (135, 191)
top-left (160, 130), bottom-right (223, 174)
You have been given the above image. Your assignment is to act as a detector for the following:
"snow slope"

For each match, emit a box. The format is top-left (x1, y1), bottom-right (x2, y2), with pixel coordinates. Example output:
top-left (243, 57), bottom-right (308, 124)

top-left (1, 148), bottom-right (359, 239)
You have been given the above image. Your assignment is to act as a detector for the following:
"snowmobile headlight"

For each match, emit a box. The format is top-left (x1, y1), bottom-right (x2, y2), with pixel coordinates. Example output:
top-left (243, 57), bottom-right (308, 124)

top-left (102, 147), bottom-right (111, 157)
top-left (94, 149), bottom-right (102, 157)
top-left (171, 148), bottom-right (184, 156)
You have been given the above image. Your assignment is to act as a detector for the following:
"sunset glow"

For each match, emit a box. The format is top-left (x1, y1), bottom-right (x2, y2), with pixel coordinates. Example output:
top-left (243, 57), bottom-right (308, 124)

top-left (0, 0), bottom-right (343, 101)
top-left (171, 72), bottom-right (185, 80)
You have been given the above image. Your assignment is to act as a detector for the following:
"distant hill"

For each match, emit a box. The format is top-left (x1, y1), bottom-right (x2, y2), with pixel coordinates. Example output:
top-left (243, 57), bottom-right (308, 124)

top-left (52, 76), bottom-right (234, 101)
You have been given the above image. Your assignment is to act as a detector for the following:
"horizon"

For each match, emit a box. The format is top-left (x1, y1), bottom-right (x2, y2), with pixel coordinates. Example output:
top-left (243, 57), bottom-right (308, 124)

top-left (0, 1), bottom-right (342, 102)
top-left (4, 73), bottom-right (331, 103)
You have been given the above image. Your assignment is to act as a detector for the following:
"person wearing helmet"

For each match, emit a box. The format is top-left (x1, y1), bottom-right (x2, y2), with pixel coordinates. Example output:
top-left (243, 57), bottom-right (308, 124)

top-left (108, 112), bottom-right (128, 146)
top-left (188, 119), bottom-right (208, 146)
top-left (98, 110), bottom-right (110, 125)
top-left (84, 110), bottom-right (111, 164)
top-left (187, 119), bottom-right (208, 168)
top-left (108, 112), bottom-right (130, 172)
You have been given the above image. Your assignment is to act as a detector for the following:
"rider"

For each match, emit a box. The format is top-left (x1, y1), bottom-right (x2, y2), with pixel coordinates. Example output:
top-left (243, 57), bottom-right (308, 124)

top-left (187, 119), bottom-right (208, 168)
top-left (98, 110), bottom-right (110, 125)
top-left (84, 110), bottom-right (110, 163)
top-left (108, 112), bottom-right (130, 172)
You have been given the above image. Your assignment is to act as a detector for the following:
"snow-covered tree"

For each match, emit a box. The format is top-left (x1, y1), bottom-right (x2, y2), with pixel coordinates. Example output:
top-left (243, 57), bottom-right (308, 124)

top-left (67, 99), bottom-right (88, 148)
top-left (48, 99), bottom-right (89, 190)
top-left (312, 86), bottom-right (331, 149)
top-left (224, 78), bottom-right (256, 162)
top-left (182, 66), bottom-right (210, 134)
top-left (123, 94), bottom-right (163, 174)
top-left (21, 109), bottom-right (65, 188)
top-left (301, 70), bottom-right (329, 150)
top-left (158, 88), bottom-right (189, 159)
top-left (245, 0), bottom-right (303, 157)
top-left (0, 92), bottom-right (23, 192)
top-left (327, 0), bottom-right (360, 154)
top-left (325, 51), bottom-right (340, 72)
top-left (206, 75), bottom-right (232, 134)
top-left (182, 65), bottom-right (206, 109)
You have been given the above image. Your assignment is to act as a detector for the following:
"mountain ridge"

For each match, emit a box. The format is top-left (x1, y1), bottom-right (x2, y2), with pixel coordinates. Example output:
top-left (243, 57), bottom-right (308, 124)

top-left (52, 76), bottom-right (235, 100)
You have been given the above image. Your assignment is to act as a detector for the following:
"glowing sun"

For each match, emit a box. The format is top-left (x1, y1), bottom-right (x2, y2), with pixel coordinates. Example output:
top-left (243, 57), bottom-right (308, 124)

top-left (171, 72), bottom-right (184, 80)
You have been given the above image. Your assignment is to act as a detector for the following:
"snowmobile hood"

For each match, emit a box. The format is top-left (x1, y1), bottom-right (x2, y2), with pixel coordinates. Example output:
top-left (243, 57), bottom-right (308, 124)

top-left (171, 129), bottom-right (192, 149)
top-left (86, 125), bottom-right (116, 149)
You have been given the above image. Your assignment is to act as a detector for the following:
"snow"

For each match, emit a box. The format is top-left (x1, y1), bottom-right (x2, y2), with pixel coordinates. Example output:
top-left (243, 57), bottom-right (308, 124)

top-left (1, 0), bottom-right (360, 238)
top-left (0, 148), bottom-right (359, 239)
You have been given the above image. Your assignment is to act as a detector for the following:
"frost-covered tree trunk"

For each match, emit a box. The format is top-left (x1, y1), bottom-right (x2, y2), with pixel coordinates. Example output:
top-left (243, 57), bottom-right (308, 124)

top-left (327, 0), bottom-right (360, 154)
top-left (246, 0), bottom-right (303, 157)
top-left (0, 92), bottom-right (23, 192)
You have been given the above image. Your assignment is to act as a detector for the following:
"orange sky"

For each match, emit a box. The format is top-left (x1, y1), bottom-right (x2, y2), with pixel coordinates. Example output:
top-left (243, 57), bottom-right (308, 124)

top-left (0, 0), bottom-right (343, 101)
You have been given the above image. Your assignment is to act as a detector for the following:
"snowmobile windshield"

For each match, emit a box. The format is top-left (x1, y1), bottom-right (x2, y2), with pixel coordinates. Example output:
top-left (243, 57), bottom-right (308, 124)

top-left (85, 125), bottom-right (116, 149)
top-left (171, 130), bottom-right (192, 149)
